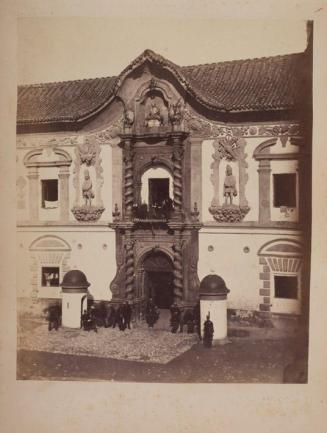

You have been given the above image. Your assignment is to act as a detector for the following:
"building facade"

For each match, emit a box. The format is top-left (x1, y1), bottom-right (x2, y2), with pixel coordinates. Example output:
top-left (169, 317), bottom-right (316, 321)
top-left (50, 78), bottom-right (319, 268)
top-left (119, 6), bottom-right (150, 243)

top-left (16, 47), bottom-right (312, 321)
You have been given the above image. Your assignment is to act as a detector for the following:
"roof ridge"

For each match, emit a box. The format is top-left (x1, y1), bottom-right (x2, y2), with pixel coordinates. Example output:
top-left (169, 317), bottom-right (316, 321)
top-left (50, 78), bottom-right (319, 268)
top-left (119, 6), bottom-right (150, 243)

top-left (180, 51), bottom-right (304, 70)
top-left (18, 75), bottom-right (117, 89)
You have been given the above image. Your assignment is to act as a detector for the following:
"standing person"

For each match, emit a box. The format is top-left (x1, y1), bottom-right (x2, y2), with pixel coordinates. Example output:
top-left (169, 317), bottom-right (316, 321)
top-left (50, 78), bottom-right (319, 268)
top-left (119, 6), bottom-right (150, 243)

top-left (170, 302), bottom-right (181, 333)
top-left (203, 313), bottom-right (214, 348)
top-left (183, 309), bottom-right (195, 334)
top-left (193, 302), bottom-right (201, 338)
top-left (122, 300), bottom-right (132, 330)
top-left (47, 304), bottom-right (60, 331)
top-left (115, 304), bottom-right (126, 331)
top-left (145, 298), bottom-right (158, 328)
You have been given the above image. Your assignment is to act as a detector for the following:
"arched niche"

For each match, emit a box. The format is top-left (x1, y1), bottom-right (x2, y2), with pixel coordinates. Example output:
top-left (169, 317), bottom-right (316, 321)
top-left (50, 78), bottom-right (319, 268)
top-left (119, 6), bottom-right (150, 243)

top-left (139, 166), bottom-right (173, 206)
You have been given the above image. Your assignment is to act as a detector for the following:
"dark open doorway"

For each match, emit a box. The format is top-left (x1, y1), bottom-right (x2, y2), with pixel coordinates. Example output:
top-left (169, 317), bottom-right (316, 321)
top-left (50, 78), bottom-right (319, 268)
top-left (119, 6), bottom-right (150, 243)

top-left (148, 178), bottom-right (169, 207)
top-left (142, 251), bottom-right (174, 309)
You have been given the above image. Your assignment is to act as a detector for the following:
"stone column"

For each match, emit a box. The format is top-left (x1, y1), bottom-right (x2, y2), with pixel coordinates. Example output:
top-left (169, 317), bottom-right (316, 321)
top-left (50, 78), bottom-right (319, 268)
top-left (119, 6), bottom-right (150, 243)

top-left (123, 137), bottom-right (134, 220)
top-left (58, 166), bottom-right (70, 221)
top-left (27, 167), bottom-right (39, 221)
top-left (172, 234), bottom-right (183, 305)
top-left (190, 138), bottom-right (203, 219)
top-left (258, 159), bottom-right (271, 223)
top-left (172, 135), bottom-right (184, 218)
top-left (124, 228), bottom-right (135, 300)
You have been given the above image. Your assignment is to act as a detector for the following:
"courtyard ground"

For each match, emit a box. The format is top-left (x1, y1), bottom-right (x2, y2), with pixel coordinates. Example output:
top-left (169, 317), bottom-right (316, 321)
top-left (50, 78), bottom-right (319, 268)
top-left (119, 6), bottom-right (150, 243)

top-left (17, 311), bottom-right (308, 383)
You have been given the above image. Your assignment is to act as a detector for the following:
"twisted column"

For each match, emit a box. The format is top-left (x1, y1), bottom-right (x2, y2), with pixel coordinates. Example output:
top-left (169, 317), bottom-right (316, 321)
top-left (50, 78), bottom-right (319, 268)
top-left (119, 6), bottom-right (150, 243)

top-left (125, 237), bottom-right (135, 300)
top-left (173, 239), bottom-right (183, 303)
top-left (172, 141), bottom-right (183, 216)
top-left (124, 138), bottom-right (134, 220)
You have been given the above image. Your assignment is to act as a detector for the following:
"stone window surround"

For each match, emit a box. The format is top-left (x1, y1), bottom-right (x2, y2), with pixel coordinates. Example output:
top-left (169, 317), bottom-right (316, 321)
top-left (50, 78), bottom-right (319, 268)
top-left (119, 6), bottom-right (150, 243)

top-left (29, 235), bottom-right (71, 299)
top-left (23, 147), bottom-right (72, 222)
top-left (257, 239), bottom-right (302, 314)
top-left (253, 138), bottom-right (302, 224)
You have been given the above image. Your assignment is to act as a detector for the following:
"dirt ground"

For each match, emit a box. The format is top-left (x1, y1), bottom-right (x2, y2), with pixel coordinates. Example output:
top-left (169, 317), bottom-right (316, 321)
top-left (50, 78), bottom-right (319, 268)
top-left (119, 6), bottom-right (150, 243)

top-left (17, 314), bottom-right (308, 383)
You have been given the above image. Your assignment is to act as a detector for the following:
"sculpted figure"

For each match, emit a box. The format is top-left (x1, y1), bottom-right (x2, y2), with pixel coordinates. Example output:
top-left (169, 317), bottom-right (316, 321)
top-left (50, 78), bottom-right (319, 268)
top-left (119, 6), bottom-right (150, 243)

top-left (124, 108), bottom-right (135, 128)
top-left (168, 99), bottom-right (183, 126)
top-left (145, 101), bottom-right (163, 127)
top-left (82, 169), bottom-right (95, 206)
top-left (223, 164), bottom-right (237, 205)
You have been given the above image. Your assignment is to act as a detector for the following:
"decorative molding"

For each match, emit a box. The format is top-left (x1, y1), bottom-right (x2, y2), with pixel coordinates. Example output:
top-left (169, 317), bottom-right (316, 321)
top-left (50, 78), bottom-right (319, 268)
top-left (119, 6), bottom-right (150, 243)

top-left (71, 205), bottom-right (105, 222)
top-left (183, 108), bottom-right (302, 139)
top-left (72, 136), bottom-right (105, 218)
top-left (209, 135), bottom-right (250, 223)
top-left (209, 205), bottom-right (250, 223)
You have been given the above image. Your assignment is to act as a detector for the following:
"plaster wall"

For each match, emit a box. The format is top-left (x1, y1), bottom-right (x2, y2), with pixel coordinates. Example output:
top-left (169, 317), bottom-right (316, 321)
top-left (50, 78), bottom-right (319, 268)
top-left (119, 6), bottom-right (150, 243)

top-left (16, 229), bottom-right (117, 301)
top-left (198, 228), bottom-right (302, 311)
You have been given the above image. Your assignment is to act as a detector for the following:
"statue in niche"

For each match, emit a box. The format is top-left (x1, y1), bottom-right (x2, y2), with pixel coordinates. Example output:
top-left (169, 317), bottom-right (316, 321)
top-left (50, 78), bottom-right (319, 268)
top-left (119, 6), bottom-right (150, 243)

top-left (223, 164), bottom-right (237, 206)
top-left (82, 169), bottom-right (95, 206)
top-left (145, 101), bottom-right (163, 127)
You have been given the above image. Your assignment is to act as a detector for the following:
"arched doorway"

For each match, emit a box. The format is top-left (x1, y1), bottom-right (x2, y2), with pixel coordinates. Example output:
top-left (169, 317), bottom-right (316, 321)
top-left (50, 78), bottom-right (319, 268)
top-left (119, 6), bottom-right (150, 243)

top-left (142, 251), bottom-right (174, 309)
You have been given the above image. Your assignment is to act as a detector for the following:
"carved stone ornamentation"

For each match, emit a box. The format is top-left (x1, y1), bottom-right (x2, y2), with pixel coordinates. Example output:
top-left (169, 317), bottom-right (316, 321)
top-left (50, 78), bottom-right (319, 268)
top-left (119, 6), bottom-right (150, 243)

top-left (125, 238), bottom-right (135, 300)
top-left (168, 99), bottom-right (184, 129)
top-left (172, 240), bottom-right (183, 303)
top-left (210, 205), bottom-right (250, 223)
top-left (71, 206), bottom-right (105, 222)
top-left (209, 136), bottom-right (250, 223)
top-left (183, 108), bottom-right (302, 140)
top-left (72, 136), bottom-right (105, 221)
top-left (145, 101), bottom-right (164, 127)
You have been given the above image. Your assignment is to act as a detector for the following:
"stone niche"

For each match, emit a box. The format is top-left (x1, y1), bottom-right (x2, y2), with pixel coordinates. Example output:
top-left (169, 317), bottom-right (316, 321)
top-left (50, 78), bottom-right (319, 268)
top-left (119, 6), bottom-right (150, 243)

top-left (209, 135), bottom-right (250, 223)
top-left (71, 136), bottom-right (105, 222)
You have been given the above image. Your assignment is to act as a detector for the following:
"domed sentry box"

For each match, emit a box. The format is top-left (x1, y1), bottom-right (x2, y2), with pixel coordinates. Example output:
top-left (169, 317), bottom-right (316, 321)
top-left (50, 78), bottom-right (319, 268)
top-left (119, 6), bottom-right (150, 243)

top-left (199, 274), bottom-right (230, 342)
top-left (60, 270), bottom-right (90, 328)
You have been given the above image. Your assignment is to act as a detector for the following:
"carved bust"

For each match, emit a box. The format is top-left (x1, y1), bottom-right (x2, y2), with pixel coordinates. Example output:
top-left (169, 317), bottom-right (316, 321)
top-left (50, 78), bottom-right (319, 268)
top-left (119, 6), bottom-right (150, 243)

top-left (145, 101), bottom-right (163, 127)
top-left (223, 164), bottom-right (237, 205)
top-left (168, 99), bottom-right (183, 126)
top-left (82, 169), bottom-right (95, 206)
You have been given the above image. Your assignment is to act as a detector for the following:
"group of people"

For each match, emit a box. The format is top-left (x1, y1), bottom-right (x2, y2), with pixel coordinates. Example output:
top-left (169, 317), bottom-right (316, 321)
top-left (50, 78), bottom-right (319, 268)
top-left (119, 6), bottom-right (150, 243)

top-left (132, 197), bottom-right (174, 220)
top-left (46, 298), bottom-right (215, 348)
top-left (81, 301), bottom-right (133, 333)
top-left (169, 302), bottom-right (200, 334)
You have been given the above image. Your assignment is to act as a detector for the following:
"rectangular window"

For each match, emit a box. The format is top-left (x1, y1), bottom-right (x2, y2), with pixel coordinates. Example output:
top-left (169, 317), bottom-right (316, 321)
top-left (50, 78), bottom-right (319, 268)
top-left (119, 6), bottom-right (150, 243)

top-left (273, 173), bottom-right (296, 208)
top-left (41, 179), bottom-right (58, 208)
top-left (41, 267), bottom-right (60, 287)
top-left (274, 275), bottom-right (298, 299)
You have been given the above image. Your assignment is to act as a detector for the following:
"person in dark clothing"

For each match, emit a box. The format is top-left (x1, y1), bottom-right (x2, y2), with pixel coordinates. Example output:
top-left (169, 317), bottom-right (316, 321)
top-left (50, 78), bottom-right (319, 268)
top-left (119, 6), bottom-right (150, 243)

top-left (122, 301), bottom-right (132, 330)
top-left (106, 305), bottom-right (116, 328)
top-left (170, 302), bottom-right (181, 333)
top-left (183, 309), bottom-right (195, 334)
top-left (145, 298), bottom-right (159, 328)
top-left (203, 314), bottom-right (214, 348)
top-left (115, 304), bottom-right (126, 331)
top-left (193, 302), bottom-right (201, 337)
top-left (47, 305), bottom-right (61, 331)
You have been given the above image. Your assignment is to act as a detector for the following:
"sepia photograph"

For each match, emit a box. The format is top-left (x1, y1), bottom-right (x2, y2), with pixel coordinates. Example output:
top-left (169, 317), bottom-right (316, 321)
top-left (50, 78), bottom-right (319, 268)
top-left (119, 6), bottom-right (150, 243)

top-left (15, 17), bottom-right (312, 384)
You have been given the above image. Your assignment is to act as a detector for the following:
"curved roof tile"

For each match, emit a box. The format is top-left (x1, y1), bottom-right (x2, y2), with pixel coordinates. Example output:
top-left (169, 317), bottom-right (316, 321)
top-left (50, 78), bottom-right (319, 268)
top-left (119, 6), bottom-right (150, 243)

top-left (17, 49), bottom-right (307, 126)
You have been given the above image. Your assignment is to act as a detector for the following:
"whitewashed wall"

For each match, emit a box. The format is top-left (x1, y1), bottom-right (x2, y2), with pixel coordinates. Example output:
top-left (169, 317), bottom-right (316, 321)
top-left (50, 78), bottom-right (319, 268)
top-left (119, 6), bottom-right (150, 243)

top-left (198, 228), bottom-right (302, 311)
top-left (16, 229), bottom-right (117, 301)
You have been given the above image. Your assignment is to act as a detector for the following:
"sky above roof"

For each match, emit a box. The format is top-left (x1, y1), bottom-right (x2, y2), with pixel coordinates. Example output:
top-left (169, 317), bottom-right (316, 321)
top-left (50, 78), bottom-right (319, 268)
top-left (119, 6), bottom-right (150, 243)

top-left (18, 18), bottom-right (308, 85)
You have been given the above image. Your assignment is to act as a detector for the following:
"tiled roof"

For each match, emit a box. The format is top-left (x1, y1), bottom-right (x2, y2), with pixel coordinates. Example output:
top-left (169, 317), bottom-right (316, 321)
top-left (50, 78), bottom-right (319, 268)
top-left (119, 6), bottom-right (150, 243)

top-left (17, 49), bottom-right (307, 127)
